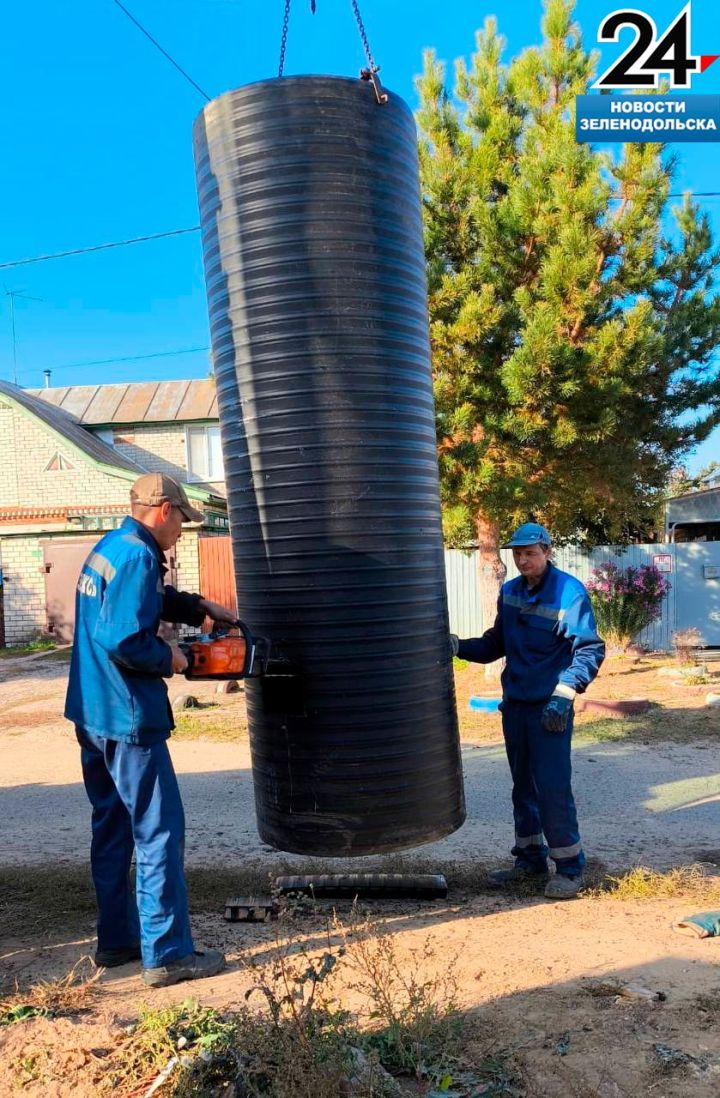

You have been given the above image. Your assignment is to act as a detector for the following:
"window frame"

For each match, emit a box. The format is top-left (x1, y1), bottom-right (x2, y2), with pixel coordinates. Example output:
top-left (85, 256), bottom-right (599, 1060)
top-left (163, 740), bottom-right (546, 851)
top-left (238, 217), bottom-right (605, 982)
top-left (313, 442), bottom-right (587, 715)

top-left (185, 423), bottom-right (224, 482)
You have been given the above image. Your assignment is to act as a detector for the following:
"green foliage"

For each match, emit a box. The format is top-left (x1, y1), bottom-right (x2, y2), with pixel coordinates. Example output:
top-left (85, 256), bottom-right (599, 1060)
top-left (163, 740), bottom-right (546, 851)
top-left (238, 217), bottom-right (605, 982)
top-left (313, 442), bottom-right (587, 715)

top-left (338, 911), bottom-right (464, 1084)
top-left (102, 913), bottom-right (470, 1097)
top-left (105, 999), bottom-right (236, 1093)
top-left (0, 1003), bottom-right (48, 1025)
top-left (417, 0), bottom-right (720, 548)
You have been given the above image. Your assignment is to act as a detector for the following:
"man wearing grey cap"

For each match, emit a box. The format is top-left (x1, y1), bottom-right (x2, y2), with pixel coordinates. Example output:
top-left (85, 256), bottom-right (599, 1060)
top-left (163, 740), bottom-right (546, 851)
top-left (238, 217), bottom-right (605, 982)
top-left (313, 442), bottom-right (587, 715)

top-left (451, 523), bottom-right (605, 899)
top-left (66, 473), bottom-right (237, 985)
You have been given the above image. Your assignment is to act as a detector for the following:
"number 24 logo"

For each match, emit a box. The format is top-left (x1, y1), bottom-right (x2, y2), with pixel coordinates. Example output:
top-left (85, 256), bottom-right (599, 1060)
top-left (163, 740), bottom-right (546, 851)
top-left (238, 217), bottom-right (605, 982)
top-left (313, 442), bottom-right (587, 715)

top-left (592, 4), bottom-right (699, 89)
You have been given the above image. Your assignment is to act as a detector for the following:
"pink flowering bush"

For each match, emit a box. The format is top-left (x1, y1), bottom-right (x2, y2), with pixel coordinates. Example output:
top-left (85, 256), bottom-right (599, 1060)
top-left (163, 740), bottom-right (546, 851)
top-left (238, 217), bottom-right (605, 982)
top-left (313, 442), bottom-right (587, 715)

top-left (586, 561), bottom-right (670, 650)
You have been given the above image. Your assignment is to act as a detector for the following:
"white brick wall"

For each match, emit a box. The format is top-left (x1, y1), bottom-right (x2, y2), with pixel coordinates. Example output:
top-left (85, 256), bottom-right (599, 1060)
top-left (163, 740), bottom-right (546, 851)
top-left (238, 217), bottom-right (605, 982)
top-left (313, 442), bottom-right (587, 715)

top-left (174, 530), bottom-right (201, 595)
top-left (0, 406), bottom-right (20, 506)
top-left (0, 404), bottom-right (131, 509)
top-left (0, 536), bottom-right (51, 644)
top-left (111, 425), bottom-right (226, 497)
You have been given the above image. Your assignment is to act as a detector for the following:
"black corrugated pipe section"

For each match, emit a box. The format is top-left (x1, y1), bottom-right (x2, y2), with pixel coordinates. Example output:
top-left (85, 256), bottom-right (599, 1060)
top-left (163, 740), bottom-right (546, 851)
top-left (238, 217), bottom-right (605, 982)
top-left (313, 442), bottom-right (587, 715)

top-left (193, 75), bottom-right (464, 856)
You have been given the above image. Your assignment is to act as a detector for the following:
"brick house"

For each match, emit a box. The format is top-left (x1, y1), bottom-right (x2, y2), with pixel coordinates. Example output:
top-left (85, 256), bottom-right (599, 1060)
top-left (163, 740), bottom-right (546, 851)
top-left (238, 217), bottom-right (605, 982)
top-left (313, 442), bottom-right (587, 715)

top-left (0, 379), bottom-right (233, 646)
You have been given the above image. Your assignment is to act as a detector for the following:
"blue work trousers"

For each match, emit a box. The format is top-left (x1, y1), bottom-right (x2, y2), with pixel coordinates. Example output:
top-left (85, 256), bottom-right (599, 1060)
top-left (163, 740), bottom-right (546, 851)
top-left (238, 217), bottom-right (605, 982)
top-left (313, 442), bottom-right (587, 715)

top-left (76, 727), bottom-right (194, 968)
top-left (501, 701), bottom-right (585, 877)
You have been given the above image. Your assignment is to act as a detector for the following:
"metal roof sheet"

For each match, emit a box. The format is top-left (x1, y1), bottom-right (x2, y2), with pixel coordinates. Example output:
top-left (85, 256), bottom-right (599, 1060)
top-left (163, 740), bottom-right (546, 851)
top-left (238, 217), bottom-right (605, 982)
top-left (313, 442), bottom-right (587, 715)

top-left (27, 379), bottom-right (220, 424)
top-left (83, 385), bottom-right (128, 423)
top-left (146, 380), bottom-right (192, 421)
top-left (51, 385), bottom-right (103, 420)
top-left (176, 377), bottom-right (217, 420)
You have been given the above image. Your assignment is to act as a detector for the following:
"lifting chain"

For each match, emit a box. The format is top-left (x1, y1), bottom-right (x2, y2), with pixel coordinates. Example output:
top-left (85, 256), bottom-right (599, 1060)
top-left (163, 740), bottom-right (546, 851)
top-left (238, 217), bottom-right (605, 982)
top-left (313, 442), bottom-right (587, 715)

top-left (277, 0), bottom-right (292, 78)
top-left (278, 0), bottom-right (316, 78)
top-left (278, 0), bottom-right (386, 104)
top-left (350, 0), bottom-right (377, 74)
top-left (351, 0), bottom-right (388, 102)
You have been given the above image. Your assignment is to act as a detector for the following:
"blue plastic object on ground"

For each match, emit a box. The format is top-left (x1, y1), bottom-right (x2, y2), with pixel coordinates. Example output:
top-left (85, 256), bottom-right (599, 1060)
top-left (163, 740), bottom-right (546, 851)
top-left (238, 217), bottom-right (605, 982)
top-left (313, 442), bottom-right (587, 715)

top-left (469, 696), bottom-right (502, 712)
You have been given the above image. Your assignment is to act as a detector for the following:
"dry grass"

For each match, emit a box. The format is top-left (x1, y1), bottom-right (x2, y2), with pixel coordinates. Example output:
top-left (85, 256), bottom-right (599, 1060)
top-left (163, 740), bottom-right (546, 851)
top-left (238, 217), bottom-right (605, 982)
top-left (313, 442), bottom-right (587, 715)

top-left (600, 864), bottom-right (720, 903)
top-left (0, 956), bottom-right (101, 1025)
top-left (99, 910), bottom-right (513, 1098)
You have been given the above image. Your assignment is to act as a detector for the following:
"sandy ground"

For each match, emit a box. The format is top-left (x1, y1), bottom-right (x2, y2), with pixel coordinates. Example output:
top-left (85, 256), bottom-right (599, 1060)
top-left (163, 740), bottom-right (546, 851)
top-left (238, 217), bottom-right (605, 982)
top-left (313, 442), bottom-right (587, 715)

top-left (4, 894), bottom-right (720, 1097)
top-left (3, 654), bottom-right (720, 1096)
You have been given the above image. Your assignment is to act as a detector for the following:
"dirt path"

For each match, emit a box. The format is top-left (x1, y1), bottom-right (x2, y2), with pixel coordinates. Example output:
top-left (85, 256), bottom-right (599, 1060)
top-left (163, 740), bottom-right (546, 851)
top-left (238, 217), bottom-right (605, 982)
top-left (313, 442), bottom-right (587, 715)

top-left (1, 656), bottom-right (719, 870)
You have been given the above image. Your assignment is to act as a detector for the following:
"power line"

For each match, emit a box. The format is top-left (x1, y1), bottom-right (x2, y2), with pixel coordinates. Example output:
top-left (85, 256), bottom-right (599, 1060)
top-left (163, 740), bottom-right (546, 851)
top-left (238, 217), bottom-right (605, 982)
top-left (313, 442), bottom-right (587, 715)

top-left (111, 0), bottom-right (211, 101)
top-left (47, 346), bottom-right (211, 372)
top-left (0, 227), bottom-right (201, 270)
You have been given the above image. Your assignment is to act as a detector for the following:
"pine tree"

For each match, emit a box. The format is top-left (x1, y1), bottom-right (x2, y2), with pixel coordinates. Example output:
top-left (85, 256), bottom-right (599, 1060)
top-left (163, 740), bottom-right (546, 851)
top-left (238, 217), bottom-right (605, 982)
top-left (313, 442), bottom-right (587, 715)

top-left (417, 0), bottom-right (720, 627)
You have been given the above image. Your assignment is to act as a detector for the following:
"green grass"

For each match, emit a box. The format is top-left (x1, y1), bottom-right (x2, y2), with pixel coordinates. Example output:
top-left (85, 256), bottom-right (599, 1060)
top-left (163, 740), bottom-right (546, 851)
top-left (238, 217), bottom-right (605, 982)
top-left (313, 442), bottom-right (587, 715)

top-left (574, 705), bottom-right (720, 746)
top-left (0, 639), bottom-right (57, 659)
top-left (37, 647), bottom-right (72, 663)
top-left (172, 700), bottom-right (248, 741)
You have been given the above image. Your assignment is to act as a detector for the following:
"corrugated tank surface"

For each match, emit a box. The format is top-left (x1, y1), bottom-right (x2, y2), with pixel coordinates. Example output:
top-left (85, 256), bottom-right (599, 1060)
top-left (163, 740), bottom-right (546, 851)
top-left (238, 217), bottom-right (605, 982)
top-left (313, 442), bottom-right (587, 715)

top-left (193, 75), bottom-right (464, 855)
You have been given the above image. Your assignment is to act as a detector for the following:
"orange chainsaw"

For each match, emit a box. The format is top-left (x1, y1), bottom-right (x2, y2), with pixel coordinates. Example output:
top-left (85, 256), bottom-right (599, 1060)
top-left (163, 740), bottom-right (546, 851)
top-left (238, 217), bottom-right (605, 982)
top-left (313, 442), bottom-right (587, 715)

top-left (180, 620), bottom-right (271, 681)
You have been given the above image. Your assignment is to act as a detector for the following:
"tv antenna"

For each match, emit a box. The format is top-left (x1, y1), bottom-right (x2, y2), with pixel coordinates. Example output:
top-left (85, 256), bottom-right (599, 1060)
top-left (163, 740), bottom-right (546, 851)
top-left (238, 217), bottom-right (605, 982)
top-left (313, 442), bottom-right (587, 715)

top-left (4, 288), bottom-right (43, 385)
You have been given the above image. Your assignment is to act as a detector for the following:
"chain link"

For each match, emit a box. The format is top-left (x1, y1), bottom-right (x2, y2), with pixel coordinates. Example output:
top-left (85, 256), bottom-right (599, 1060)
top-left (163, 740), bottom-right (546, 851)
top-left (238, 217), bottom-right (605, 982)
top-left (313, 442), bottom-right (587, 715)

top-left (279, 0), bottom-right (380, 82)
top-left (278, 0), bottom-right (291, 78)
top-left (350, 0), bottom-right (378, 72)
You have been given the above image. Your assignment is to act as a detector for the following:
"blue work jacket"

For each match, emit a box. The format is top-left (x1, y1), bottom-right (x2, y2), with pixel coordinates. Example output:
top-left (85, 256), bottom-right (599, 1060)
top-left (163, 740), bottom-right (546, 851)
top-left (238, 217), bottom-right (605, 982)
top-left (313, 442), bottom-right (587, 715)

top-left (457, 563), bottom-right (605, 703)
top-left (65, 517), bottom-right (206, 743)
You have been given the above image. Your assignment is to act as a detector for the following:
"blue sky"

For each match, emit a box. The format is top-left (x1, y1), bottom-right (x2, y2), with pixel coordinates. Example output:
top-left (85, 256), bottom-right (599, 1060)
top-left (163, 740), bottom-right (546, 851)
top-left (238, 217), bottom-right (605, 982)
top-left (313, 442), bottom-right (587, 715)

top-left (1, 0), bottom-right (719, 471)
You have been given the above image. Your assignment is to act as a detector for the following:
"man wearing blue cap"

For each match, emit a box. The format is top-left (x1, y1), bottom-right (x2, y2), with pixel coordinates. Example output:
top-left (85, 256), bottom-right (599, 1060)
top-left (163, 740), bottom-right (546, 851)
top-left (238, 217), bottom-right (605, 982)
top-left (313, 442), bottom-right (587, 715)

top-left (451, 522), bottom-right (605, 899)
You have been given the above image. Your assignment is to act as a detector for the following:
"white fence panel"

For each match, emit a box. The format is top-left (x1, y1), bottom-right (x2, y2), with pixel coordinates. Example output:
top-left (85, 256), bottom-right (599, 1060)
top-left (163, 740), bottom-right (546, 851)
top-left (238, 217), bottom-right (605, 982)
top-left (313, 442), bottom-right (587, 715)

top-left (443, 550), bottom-right (483, 636)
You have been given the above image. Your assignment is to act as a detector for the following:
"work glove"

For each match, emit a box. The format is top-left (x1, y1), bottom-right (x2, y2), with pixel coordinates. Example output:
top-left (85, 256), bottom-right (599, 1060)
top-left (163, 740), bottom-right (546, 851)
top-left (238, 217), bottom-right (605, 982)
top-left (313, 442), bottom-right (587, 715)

top-left (541, 693), bottom-right (573, 733)
top-left (450, 634), bottom-right (459, 657)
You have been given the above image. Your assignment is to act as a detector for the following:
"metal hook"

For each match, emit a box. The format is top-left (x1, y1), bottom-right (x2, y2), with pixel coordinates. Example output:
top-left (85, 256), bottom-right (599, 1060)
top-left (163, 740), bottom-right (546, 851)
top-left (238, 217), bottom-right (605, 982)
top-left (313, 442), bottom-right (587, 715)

top-left (360, 66), bottom-right (388, 105)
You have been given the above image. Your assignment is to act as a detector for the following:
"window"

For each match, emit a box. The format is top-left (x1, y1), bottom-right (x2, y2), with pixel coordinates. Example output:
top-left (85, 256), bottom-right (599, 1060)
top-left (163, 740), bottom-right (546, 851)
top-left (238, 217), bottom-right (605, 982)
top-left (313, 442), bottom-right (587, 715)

top-left (94, 429), bottom-right (114, 447)
top-left (186, 424), bottom-right (224, 481)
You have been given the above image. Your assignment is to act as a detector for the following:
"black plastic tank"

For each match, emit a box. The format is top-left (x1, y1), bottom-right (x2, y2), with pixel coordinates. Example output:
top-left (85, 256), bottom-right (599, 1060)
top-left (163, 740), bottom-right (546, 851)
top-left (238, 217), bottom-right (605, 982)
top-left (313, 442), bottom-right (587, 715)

top-left (193, 75), bottom-right (464, 856)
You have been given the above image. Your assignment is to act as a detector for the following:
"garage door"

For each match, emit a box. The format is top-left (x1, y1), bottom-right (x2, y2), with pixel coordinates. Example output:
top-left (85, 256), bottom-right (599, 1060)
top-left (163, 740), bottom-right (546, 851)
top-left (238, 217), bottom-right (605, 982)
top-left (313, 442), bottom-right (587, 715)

top-left (42, 538), bottom-right (99, 643)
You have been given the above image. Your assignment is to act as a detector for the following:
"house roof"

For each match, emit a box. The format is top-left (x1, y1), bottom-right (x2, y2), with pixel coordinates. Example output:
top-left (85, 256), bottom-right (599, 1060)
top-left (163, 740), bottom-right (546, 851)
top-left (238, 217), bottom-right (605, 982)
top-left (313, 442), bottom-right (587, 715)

top-left (27, 379), bottom-right (218, 425)
top-left (666, 485), bottom-right (720, 526)
top-left (0, 382), bottom-right (223, 511)
top-left (0, 380), bottom-right (144, 476)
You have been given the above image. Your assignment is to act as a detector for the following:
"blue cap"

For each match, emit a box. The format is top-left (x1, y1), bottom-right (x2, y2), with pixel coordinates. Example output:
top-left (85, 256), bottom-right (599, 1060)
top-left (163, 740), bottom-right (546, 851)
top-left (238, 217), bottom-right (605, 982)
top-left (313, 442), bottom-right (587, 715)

top-left (503, 522), bottom-right (552, 548)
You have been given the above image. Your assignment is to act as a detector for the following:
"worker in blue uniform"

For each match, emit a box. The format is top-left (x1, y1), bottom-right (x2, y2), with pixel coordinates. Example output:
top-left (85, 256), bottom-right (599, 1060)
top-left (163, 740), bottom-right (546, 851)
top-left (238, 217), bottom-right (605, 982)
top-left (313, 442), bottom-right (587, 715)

top-left (65, 473), bottom-right (238, 986)
top-left (451, 523), bottom-right (605, 899)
